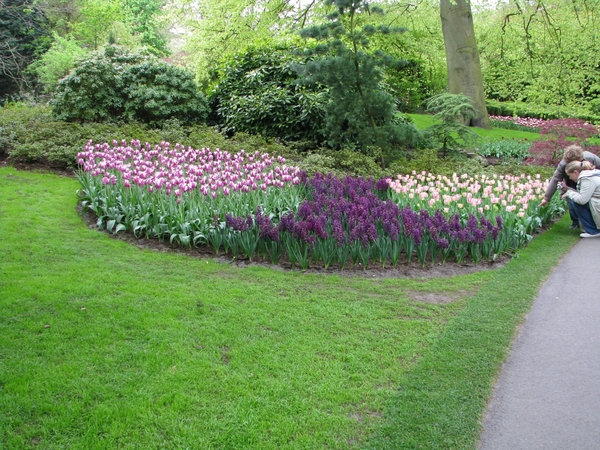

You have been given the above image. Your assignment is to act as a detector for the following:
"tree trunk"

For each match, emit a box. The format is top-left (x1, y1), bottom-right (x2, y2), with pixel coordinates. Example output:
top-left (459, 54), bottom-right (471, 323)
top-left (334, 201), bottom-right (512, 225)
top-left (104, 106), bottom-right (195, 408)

top-left (440, 0), bottom-right (491, 129)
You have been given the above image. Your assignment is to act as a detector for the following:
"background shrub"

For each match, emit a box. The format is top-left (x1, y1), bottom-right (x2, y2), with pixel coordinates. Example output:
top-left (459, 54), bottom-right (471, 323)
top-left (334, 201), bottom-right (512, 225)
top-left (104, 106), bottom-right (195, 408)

top-left (208, 45), bottom-right (326, 145)
top-left (296, 148), bottom-right (384, 179)
top-left (485, 99), bottom-right (600, 124)
top-left (1, 105), bottom-right (294, 169)
top-left (51, 46), bottom-right (208, 127)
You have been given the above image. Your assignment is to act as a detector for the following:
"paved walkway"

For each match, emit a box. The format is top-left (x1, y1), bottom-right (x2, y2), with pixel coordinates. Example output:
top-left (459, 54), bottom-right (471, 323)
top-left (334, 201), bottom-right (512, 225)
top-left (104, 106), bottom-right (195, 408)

top-left (478, 238), bottom-right (600, 449)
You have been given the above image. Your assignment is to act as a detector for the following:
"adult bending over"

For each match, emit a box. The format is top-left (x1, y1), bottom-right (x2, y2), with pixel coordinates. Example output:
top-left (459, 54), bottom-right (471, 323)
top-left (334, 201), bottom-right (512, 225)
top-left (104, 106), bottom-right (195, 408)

top-left (540, 145), bottom-right (600, 229)
top-left (562, 160), bottom-right (600, 238)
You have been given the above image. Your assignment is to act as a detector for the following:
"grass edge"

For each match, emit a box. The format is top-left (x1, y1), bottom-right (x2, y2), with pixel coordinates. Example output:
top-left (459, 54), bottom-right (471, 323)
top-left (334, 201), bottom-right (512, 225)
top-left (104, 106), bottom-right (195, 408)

top-left (364, 215), bottom-right (579, 449)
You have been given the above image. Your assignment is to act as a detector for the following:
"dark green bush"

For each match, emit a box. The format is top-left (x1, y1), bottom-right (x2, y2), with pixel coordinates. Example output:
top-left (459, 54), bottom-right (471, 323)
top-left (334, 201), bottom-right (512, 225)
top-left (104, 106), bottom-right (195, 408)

top-left (120, 61), bottom-right (209, 127)
top-left (51, 46), bottom-right (208, 127)
top-left (208, 45), bottom-right (326, 145)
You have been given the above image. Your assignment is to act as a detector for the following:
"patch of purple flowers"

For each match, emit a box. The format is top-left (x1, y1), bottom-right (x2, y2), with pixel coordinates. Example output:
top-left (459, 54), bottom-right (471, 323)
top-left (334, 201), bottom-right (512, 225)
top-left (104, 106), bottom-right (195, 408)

top-left (224, 172), bottom-right (505, 268)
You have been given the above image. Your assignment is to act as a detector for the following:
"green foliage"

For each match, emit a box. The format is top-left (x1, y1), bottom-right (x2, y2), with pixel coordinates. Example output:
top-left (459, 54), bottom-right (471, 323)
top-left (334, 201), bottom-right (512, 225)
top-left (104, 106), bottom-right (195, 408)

top-left (475, 138), bottom-right (531, 161)
top-left (424, 93), bottom-right (480, 156)
top-left (485, 99), bottom-right (600, 124)
top-left (383, 59), bottom-right (436, 113)
top-left (32, 33), bottom-right (89, 92)
top-left (296, 0), bottom-right (420, 165)
top-left (51, 46), bottom-right (208, 127)
top-left (297, 148), bottom-right (383, 178)
top-left (477, 1), bottom-right (600, 110)
top-left (208, 45), bottom-right (326, 144)
top-left (121, 0), bottom-right (168, 55)
top-left (72, 0), bottom-right (122, 50)
top-left (172, 0), bottom-right (316, 83)
top-left (0, 104), bottom-right (294, 169)
top-left (0, 0), bottom-right (51, 102)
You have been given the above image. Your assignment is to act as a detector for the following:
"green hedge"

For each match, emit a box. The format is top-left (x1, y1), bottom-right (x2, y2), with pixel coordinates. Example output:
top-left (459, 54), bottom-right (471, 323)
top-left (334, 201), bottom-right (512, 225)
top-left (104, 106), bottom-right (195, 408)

top-left (486, 99), bottom-right (600, 124)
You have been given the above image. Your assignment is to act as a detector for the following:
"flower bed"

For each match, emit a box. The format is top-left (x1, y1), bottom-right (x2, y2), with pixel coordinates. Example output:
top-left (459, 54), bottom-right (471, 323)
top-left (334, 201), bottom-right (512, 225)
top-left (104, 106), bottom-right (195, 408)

top-left (489, 115), bottom-right (548, 131)
top-left (77, 141), bottom-right (565, 269)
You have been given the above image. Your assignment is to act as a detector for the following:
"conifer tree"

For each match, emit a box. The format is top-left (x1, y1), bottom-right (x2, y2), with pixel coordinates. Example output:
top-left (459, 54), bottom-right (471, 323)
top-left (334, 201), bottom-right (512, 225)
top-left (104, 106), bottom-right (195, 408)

top-left (296, 0), bottom-right (421, 165)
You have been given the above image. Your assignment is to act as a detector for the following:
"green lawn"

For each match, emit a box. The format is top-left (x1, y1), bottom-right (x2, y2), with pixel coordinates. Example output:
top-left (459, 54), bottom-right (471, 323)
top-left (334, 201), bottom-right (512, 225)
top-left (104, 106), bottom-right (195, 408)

top-left (0, 167), bottom-right (578, 449)
top-left (408, 113), bottom-right (541, 141)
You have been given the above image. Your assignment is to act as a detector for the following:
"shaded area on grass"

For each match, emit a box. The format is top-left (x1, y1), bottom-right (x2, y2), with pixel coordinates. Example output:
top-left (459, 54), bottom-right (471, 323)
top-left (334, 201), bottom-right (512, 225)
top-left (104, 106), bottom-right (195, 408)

top-left (365, 215), bottom-right (578, 449)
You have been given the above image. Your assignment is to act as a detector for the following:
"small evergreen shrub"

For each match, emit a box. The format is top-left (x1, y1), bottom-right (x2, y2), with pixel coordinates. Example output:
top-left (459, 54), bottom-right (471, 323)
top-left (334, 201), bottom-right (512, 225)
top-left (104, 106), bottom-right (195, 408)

top-left (424, 93), bottom-right (481, 156)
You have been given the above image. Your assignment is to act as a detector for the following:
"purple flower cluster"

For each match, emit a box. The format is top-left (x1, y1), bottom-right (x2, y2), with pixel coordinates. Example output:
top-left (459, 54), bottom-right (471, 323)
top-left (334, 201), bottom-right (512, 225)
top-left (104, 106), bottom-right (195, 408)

top-left (224, 172), bottom-right (505, 267)
top-left (400, 207), bottom-right (502, 252)
top-left (225, 213), bottom-right (250, 232)
top-left (299, 173), bottom-right (400, 246)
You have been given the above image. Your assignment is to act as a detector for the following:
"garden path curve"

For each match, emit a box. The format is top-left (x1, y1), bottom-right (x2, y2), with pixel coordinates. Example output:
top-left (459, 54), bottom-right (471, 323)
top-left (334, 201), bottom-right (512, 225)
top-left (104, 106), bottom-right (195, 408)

top-left (478, 237), bottom-right (600, 449)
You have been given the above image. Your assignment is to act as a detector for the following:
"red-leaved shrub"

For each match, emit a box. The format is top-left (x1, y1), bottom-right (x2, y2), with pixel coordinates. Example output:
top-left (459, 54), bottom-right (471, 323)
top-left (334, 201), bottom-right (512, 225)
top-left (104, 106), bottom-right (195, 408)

top-left (526, 119), bottom-right (600, 166)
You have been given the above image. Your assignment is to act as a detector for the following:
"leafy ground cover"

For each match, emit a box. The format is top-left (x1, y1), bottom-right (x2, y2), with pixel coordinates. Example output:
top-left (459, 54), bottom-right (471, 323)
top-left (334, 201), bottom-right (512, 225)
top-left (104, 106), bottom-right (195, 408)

top-left (0, 166), bottom-right (578, 449)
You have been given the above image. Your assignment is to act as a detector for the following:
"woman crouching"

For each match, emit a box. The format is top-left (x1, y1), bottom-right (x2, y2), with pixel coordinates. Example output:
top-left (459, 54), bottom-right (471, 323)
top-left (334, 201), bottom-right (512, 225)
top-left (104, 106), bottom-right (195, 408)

top-left (562, 160), bottom-right (600, 238)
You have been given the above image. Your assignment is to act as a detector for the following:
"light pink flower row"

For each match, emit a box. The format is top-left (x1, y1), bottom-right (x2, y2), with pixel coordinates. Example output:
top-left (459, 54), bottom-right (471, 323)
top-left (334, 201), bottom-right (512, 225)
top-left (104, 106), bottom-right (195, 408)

top-left (77, 140), bottom-right (302, 197)
top-left (387, 171), bottom-right (547, 214)
top-left (489, 115), bottom-right (547, 129)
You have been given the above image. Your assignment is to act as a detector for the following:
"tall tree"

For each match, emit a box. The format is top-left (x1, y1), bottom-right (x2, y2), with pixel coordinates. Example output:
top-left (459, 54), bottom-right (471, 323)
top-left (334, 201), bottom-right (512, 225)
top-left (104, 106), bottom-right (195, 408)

top-left (121, 0), bottom-right (168, 55)
top-left (170, 0), bottom-right (324, 83)
top-left (440, 0), bottom-right (491, 128)
top-left (477, 0), bottom-right (600, 109)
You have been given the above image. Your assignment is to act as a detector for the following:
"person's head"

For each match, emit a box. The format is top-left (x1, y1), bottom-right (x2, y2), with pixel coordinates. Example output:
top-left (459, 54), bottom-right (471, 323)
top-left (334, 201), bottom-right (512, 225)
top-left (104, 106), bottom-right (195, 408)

top-left (563, 145), bottom-right (584, 163)
top-left (565, 160), bottom-right (594, 181)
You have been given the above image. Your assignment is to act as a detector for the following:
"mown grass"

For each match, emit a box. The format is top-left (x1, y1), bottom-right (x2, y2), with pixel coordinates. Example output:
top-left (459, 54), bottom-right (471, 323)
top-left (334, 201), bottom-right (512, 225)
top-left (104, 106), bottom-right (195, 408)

top-left (366, 216), bottom-right (578, 449)
top-left (0, 167), bottom-right (489, 449)
top-left (0, 167), bottom-right (577, 449)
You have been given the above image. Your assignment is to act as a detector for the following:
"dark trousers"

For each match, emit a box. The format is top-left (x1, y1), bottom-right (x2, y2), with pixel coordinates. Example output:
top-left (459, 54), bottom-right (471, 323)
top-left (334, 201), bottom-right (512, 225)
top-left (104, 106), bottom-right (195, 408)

top-left (567, 198), bottom-right (579, 224)
top-left (570, 201), bottom-right (600, 234)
